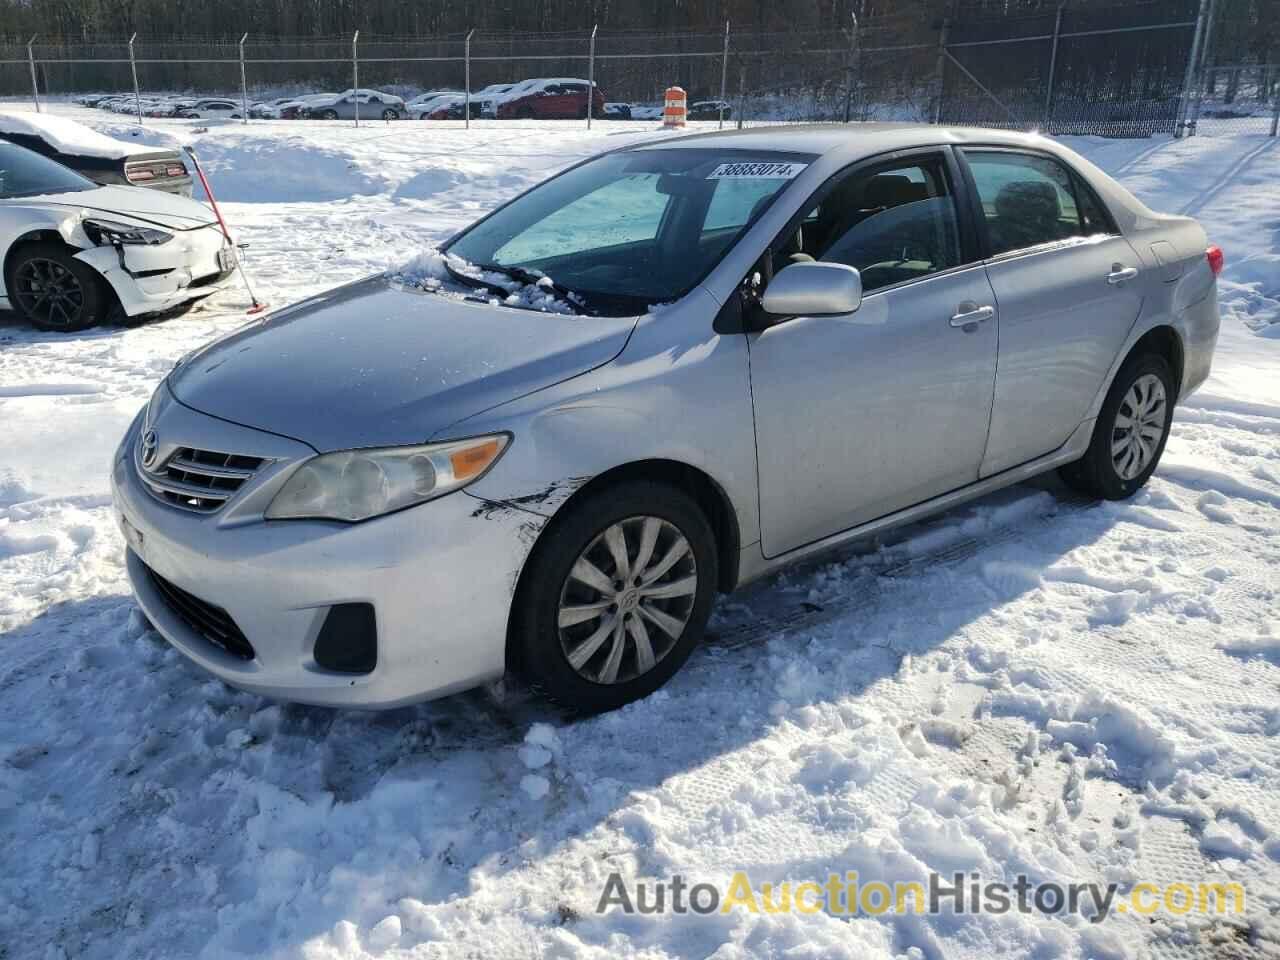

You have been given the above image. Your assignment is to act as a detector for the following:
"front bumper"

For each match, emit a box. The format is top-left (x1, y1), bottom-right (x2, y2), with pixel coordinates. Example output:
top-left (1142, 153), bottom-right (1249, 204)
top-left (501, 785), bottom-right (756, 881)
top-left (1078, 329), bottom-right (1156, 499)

top-left (110, 402), bottom-right (544, 708)
top-left (76, 223), bottom-right (236, 317)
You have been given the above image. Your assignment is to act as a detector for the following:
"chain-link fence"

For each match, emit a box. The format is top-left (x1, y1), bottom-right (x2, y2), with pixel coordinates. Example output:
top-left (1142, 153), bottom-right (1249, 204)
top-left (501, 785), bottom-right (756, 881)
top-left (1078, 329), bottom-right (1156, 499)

top-left (0, 1), bottom-right (1273, 139)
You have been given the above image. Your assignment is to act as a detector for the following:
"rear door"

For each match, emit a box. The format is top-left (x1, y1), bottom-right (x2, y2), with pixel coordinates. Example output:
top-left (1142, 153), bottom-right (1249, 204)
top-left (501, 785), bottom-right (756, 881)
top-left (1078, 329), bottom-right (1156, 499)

top-left (749, 148), bottom-right (1000, 557)
top-left (957, 148), bottom-right (1144, 476)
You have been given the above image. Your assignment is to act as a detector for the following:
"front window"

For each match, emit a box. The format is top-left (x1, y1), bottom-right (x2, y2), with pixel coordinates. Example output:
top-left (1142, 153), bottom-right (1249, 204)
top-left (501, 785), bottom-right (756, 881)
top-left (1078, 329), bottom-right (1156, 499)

top-left (0, 142), bottom-right (96, 199)
top-left (780, 154), bottom-right (963, 294)
top-left (445, 148), bottom-right (814, 314)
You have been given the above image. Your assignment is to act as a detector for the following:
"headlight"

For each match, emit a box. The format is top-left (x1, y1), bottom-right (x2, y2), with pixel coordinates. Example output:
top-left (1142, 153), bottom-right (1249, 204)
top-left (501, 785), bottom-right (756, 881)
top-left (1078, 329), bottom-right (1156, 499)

top-left (265, 434), bottom-right (511, 522)
top-left (83, 218), bottom-right (173, 247)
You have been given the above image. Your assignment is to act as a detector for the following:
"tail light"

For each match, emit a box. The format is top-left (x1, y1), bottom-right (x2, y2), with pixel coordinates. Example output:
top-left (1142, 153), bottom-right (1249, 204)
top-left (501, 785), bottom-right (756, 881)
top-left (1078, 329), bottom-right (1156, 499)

top-left (127, 168), bottom-right (155, 182)
top-left (1206, 245), bottom-right (1224, 276)
top-left (165, 164), bottom-right (187, 178)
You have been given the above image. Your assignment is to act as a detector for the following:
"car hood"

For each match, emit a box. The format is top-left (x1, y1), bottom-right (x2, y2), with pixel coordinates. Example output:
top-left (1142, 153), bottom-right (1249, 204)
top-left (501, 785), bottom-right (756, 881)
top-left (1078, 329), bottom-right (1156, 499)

top-left (21, 184), bottom-right (215, 229)
top-left (167, 275), bottom-right (639, 452)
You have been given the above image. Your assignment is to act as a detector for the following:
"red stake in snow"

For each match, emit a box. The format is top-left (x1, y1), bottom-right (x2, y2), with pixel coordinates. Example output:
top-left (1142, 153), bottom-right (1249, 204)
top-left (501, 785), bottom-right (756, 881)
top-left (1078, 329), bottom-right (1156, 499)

top-left (183, 145), bottom-right (267, 315)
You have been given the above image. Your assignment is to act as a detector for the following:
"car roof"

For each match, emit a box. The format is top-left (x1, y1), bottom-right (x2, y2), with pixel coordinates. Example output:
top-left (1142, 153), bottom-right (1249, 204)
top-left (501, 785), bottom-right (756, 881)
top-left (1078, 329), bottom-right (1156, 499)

top-left (628, 122), bottom-right (1161, 238)
top-left (631, 123), bottom-right (1065, 158)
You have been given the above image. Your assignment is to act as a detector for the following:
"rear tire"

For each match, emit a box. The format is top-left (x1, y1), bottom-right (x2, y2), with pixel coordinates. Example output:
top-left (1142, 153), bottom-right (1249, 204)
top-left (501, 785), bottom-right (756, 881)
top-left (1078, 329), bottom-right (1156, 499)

top-left (321, 109), bottom-right (338, 120)
top-left (1059, 352), bottom-right (1175, 500)
top-left (512, 481), bottom-right (718, 714)
top-left (381, 108), bottom-right (398, 121)
top-left (516, 106), bottom-right (534, 120)
top-left (5, 241), bottom-right (112, 333)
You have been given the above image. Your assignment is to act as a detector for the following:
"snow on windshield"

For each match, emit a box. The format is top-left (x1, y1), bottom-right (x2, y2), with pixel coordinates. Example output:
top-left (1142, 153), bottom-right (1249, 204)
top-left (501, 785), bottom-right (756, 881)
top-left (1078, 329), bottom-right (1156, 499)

top-left (392, 249), bottom-right (583, 315)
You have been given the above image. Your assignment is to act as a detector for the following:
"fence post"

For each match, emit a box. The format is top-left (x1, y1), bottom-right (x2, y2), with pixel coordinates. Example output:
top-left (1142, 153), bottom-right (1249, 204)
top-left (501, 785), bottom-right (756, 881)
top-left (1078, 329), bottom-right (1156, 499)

top-left (464, 29), bottom-right (473, 129)
top-left (26, 36), bottom-right (40, 113)
top-left (128, 33), bottom-right (142, 123)
top-left (587, 24), bottom-right (597, 129)
top-left (1187, 0), bottom-right (1218, 135)
top-left (239, 33), bottom-right (249, 124)
top-left (843, 12), bottom-right (859, 123)
top-left (352, 31), bottom-right (360, 127)
top-left (1175, 0), bottom-right (1210, 138)
top-left (719, 20), bottom-right (730, 129)
top-left (1272, 82), bottom-right (1280, 136)
top-left (736, 63), bottom-right (746, 130)
top-left (1043, 1), bottom-right (1065, 131)
top-left (933, 19), bottom-right (950, 125)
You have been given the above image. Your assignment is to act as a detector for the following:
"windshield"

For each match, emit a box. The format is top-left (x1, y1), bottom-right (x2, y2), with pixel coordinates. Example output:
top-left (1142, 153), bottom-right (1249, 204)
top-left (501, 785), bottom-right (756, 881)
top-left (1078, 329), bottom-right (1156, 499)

top-left (444, 148), bottom-right (815, 315)
top-left (0, 142), bottom-right (97, 199)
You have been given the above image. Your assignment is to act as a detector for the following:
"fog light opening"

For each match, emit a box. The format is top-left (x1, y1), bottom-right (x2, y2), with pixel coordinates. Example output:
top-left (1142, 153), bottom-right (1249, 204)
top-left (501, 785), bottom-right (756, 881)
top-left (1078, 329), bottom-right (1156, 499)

top-left (314, 603), bottom-right (377, 674)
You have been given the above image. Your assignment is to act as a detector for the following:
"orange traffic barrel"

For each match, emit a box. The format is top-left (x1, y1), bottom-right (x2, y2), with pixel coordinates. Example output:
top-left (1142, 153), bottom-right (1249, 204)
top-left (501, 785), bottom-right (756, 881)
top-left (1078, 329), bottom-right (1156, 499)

top-left (663, 86), bottom-right (687, 128)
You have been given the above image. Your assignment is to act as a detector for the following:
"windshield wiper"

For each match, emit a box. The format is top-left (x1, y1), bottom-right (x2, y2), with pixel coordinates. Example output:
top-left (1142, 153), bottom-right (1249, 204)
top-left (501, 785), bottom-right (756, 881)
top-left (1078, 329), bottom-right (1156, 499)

top-left (473, 263), bottom-right (589, 314)
top-left (442, 259), bottom-right (587, 314)
top-left (442, 259), bottom-right (510, 299)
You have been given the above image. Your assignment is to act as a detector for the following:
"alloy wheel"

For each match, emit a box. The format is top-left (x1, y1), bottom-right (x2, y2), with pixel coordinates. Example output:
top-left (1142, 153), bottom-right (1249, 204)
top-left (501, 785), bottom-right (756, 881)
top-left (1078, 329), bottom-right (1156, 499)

top-left (557, 516), bottom-right (698, 685)
top-left (13, 258), bottom-right (85, 329)
top-left (1111, 373), bottom-right (1167, 480)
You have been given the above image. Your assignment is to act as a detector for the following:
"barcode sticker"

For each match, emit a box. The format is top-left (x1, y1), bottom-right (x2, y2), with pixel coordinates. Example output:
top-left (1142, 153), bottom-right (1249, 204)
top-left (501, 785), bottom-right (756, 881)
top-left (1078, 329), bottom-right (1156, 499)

top-left (706, 161), bottom-right (808, 180)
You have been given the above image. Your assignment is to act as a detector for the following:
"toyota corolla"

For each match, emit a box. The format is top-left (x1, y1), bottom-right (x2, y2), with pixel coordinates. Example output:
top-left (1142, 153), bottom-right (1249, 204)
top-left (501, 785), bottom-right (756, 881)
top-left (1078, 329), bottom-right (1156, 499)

top-left (112, 125), bottom-right (1220, 713)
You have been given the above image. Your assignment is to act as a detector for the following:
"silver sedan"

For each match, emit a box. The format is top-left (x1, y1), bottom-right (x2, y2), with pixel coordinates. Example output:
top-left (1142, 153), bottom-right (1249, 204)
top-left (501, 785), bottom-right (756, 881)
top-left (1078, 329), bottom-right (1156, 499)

top-left (112, 125), bottom-right (1221, 712)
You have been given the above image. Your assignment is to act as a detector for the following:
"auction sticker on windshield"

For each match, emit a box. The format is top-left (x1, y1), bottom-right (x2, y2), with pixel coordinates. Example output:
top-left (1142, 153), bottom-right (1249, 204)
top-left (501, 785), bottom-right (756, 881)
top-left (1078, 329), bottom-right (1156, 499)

top-left (706, 161), bottom-right (807, 179)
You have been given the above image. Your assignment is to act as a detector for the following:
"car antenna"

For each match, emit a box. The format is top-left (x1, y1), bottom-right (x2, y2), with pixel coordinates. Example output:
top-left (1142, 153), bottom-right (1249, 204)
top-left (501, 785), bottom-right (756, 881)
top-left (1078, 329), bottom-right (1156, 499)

top-left (182, 145), bottom-right (268, 315)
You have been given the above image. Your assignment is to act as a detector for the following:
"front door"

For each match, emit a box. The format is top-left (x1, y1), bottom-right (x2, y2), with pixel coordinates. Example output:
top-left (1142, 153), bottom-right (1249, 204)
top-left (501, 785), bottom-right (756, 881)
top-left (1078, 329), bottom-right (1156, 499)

top-left (958, 148), bottom-right (1145, 476)
top-left (749, 151), bottom-right (1000, 557)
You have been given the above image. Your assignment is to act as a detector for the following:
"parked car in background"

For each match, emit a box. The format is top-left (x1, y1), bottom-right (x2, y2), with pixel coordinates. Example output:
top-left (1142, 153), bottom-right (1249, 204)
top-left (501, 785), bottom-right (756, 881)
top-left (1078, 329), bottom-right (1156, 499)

top-left (462, 83), bottom-right (513, 118)
top-left (603, 102), bottom-right (633, 119)
top-left (411, 94), bottom-right (469, 120)
top-left (305, 89), bottom-right (405, 120)
top-left (629, 104), bottom-right (664, 120)
top-left (250, 98), bottom-right (290, 119)
top-left (178, 99), bottom-right (244, 120)
top-left (487, 78), bottom-right (605, 119)
top-left (406, 89), bottom-right (463, 114)
top-left (689, 100), bottom-right (732, 121)
top-left (267, 94), bottom-right (333, 120)
top-left (108, 125), bottom-right (1220, 713)
top-left (0, 111), bottom-right (193, 196)
top-left (0, 140), bottom-right (232, 331)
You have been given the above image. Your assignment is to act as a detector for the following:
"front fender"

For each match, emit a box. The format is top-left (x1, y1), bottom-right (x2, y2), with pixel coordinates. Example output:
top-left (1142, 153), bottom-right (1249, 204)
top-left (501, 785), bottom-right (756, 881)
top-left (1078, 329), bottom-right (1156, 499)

top-left (0, 209), bottom-right (88, 301)
top-left (444, 289), bottom-right (762, 549)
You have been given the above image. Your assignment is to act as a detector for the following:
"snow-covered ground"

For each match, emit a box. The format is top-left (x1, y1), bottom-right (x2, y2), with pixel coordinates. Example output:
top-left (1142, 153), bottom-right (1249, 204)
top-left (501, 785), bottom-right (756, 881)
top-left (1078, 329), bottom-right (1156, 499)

top-left (1, 107), bottom-right (1278, 960)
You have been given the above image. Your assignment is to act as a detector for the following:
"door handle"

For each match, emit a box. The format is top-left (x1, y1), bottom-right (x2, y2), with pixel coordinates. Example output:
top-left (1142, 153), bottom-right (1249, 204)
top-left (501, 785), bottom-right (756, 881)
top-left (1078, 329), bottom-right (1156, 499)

top-left (1107, 265), bottom-right (1139, 285)
top-left (949, 304), bottom-right (995, 328)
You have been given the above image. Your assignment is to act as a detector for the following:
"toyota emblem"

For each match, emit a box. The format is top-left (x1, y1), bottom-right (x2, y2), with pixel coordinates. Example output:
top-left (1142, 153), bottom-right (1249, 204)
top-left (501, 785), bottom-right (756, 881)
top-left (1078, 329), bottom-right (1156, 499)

top-left (141, 429), bottom-right (159, 468)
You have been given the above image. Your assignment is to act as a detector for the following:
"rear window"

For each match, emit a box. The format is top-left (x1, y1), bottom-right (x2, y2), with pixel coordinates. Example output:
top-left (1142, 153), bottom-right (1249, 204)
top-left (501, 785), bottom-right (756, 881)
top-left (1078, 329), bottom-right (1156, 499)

top-left (964, 150), bottom-right (1112, 256)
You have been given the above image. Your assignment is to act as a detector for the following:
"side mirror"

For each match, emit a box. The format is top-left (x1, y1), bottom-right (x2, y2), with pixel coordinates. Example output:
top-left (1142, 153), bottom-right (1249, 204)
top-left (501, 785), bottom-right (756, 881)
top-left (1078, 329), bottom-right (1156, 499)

top-left (760, 262), bottom-right (862, 319)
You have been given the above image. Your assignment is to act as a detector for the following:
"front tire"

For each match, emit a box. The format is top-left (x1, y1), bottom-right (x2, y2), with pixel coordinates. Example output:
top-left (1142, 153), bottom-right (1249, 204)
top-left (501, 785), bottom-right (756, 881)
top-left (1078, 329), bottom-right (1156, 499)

top-left (321, 109), bottom-right (339, 120)
top-left (5, 241), bottom-right (112, 333)
top-left (381, 108), bottom-right (398, 121)
top-left (512, 482), bottom-right (718, 713)
top-left (1059, 352), bottom-right (1175, 500)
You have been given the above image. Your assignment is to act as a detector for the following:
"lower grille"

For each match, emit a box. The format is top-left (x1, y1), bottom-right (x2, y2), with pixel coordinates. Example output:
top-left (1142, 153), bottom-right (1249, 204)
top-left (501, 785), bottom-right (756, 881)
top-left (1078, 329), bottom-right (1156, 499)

top-left (145, 564), bottom-right (256, 661)
top-left (139, 444), bottom-right (265, 513)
